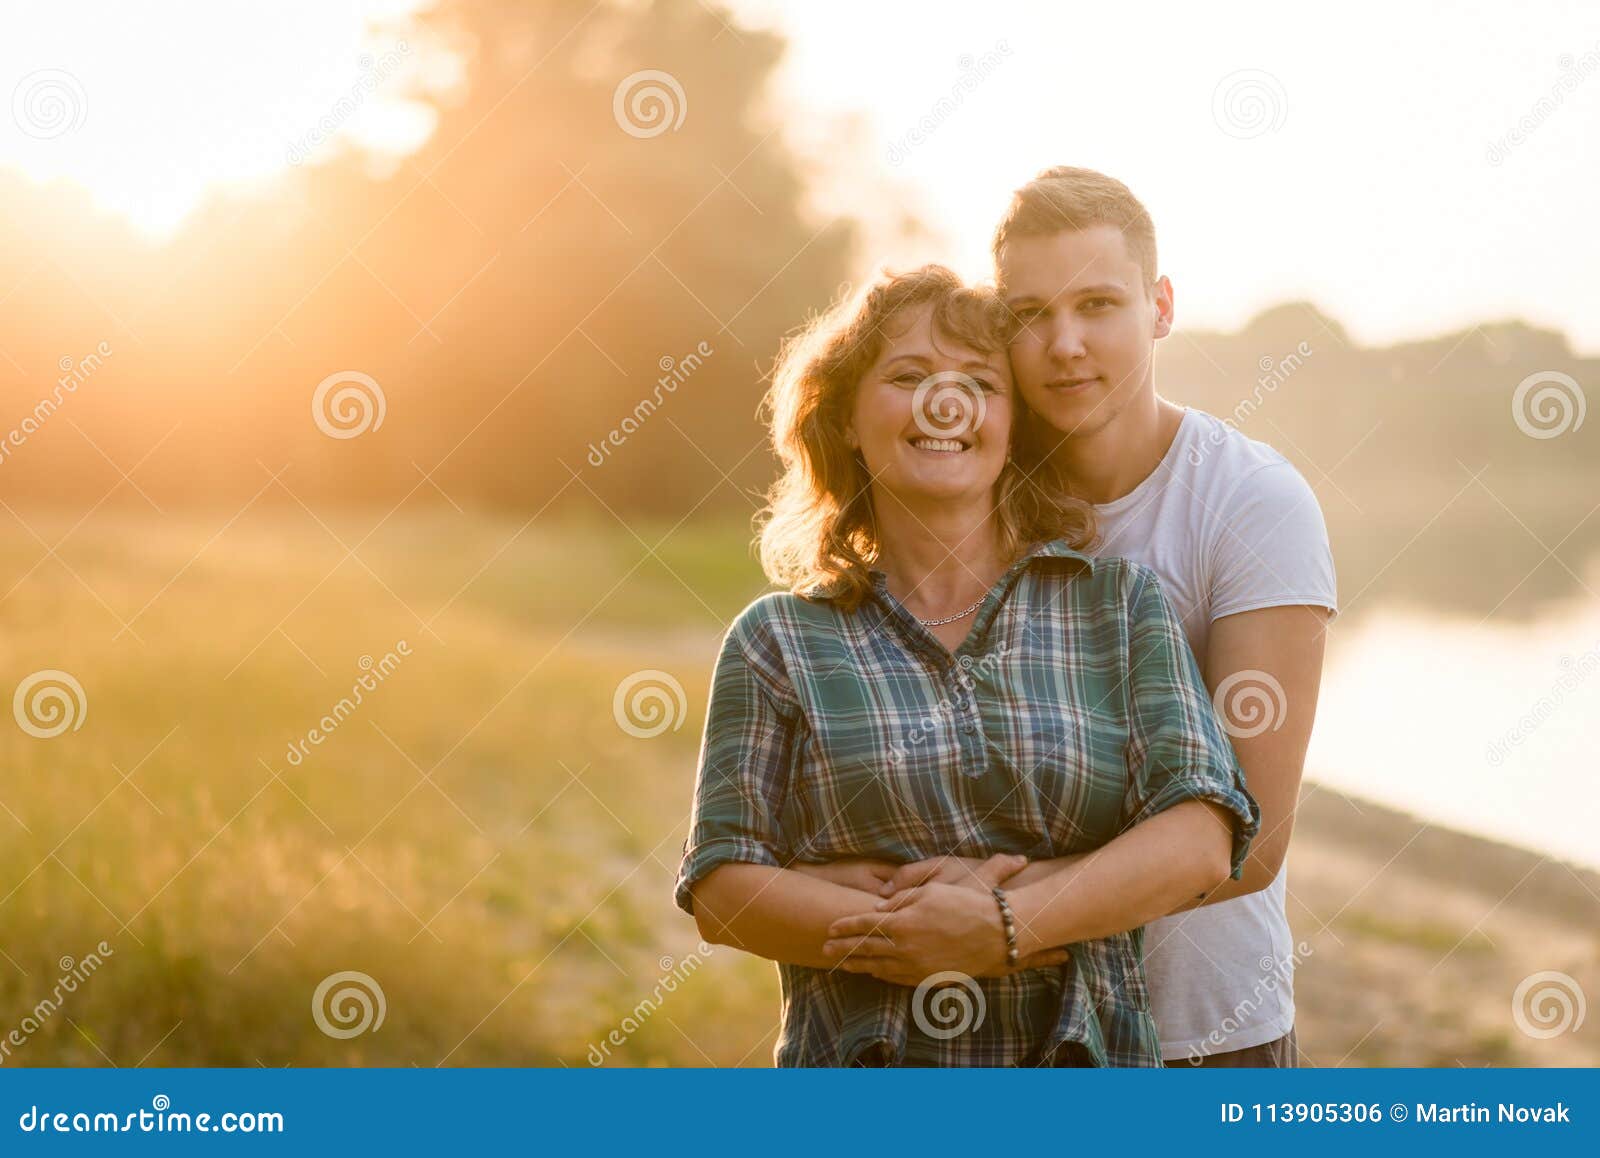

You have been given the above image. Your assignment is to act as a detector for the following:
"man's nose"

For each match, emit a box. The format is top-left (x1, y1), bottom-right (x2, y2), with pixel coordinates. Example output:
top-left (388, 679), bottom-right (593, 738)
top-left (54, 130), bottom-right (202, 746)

top-left (1046, 319), bottom-right (1088, 362)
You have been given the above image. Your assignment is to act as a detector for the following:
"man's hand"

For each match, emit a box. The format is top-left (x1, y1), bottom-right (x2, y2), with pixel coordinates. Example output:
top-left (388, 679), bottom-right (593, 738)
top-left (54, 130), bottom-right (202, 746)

top-left (789, 857), bottom-right (898, 895)
top-left (877, 851), bottom-right (1031, 897)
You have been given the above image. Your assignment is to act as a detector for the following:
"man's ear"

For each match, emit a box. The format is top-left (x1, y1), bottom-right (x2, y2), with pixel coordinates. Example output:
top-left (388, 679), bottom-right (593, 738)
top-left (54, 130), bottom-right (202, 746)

top-left (1152, 275), bottom-right (1175, 339)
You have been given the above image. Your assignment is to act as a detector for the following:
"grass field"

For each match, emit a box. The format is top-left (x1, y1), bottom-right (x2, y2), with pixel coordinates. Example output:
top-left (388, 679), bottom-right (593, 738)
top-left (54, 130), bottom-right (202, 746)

top-left (1, 504), bottom-right (1595, 1067)
top-left (0, 503), bottom-right (779, 1066)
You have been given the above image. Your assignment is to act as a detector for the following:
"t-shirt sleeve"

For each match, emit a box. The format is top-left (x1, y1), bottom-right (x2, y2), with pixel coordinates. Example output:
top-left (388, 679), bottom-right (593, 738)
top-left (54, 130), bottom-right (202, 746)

top-left (1208, 459), bottom-right (1338, 621)
top-left (1121, 565), bottom-right (1261, 878)
top-left (673, 608), bottom-right (796, 916)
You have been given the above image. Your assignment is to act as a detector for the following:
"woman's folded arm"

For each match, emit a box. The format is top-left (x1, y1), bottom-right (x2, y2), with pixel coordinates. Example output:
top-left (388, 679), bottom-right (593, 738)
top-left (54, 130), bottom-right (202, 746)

top-left (690, 863), bottom-right (889, 969)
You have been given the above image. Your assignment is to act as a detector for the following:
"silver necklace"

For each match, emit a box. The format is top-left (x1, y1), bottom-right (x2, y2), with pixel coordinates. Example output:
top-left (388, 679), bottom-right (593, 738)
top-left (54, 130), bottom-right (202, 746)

top-left (917, 593), bottom-right (988, 627)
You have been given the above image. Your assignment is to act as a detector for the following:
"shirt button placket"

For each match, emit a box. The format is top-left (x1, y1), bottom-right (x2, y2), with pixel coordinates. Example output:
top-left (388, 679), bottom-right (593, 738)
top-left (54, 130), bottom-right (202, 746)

top-left (952, 657), bottom-right (979, 746)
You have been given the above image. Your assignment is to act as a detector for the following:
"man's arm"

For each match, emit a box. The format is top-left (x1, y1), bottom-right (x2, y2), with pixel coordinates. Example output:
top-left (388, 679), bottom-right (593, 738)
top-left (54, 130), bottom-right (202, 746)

top-left (1006, 799), bottom-right (1236, 952)
top-left (885, 604), bottom-right (1328, 909)
top-left (824, 800), bottom-right (1236, 972)
top-left (1176, 602), bottom-right (1328, 905)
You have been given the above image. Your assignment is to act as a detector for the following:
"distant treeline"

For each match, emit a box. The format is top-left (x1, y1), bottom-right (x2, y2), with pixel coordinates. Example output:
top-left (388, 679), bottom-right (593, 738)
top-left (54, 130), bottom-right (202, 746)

top-left (1, 1), bottom-right (1594, 617)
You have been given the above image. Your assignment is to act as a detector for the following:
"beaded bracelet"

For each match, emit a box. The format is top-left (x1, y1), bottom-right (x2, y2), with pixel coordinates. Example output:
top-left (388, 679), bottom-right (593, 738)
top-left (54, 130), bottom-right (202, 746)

top-left (991, 886), bottom-right (1020, 967)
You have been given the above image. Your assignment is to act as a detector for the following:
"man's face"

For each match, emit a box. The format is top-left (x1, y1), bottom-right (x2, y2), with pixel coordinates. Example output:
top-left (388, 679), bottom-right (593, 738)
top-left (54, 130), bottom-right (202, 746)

top-left (1000, 225), bottom-right (1172, 444)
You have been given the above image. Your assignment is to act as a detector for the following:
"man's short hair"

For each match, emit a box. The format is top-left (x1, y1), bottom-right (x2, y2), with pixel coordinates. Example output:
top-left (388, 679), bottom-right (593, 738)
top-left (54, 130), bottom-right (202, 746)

top-left (992, 166), bottom-right (1158, 287)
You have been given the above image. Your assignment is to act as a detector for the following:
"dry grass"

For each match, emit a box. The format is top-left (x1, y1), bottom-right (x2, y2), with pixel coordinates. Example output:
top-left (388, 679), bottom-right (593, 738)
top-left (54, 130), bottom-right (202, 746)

top-left (1, 505), bottom-right (1594, 1067)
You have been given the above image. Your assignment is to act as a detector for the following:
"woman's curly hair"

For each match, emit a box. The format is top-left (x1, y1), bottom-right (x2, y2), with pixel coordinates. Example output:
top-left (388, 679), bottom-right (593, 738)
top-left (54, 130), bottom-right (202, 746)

top-left (756, 264), bottom-right (1096, 611)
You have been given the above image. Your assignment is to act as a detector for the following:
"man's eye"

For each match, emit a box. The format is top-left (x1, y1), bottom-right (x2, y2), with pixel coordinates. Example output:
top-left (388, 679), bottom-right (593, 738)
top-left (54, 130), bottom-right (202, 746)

top-left (1082, 297), bottom-right (1114, 311)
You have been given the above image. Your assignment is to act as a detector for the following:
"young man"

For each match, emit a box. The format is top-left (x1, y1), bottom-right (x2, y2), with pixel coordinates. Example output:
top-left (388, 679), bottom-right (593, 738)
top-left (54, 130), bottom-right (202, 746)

top-left (993, 167), bottom-right (1337, 1065)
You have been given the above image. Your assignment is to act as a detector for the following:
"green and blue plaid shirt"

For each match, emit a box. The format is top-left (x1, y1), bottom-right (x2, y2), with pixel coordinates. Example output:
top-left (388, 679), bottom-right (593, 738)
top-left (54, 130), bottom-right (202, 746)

top-left (675, 540), bottom-right (1259, 1066)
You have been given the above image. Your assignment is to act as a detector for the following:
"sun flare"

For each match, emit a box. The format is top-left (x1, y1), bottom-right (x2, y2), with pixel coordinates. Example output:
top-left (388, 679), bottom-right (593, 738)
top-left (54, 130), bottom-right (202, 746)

top-left (1, 0), bottom-right (438, 239)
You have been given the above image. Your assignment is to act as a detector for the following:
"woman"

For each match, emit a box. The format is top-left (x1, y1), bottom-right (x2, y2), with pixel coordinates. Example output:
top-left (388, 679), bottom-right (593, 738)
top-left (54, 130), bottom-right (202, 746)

top-left (674, 266), bottom-right (1258, 1066)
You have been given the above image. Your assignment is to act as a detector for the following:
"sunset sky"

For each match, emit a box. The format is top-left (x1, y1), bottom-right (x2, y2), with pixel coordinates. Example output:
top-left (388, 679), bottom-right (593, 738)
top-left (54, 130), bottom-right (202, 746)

top-left (732, 0), bottom-right (1600, 352)
top-left (4, 0), bottom-right (1598, 350)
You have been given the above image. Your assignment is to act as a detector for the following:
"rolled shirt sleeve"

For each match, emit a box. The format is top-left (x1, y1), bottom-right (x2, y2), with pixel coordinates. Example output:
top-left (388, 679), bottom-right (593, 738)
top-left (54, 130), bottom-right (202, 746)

top-left (674, 602), bottom-right (797, 915)
top-left (1120, 564), bottom-right (1261, 878)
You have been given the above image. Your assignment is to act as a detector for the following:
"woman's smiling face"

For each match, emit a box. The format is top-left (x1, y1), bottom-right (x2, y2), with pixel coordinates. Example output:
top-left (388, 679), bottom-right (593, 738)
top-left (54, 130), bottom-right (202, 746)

top-left (847, 301), bottom-right (1013, 508)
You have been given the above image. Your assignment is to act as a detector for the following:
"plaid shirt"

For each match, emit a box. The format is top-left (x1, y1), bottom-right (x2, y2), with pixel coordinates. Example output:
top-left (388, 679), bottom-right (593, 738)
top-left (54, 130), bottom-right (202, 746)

top-left (674, 540), bottom-right (1259, 1067)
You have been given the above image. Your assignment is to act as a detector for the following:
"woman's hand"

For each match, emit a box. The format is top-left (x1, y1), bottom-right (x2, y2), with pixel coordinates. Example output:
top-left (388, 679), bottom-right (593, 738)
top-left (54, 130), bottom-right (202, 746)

top-left (788, 857), bottom-right (898, 894)
top-left (820, 874), bottom-right (1067, 982)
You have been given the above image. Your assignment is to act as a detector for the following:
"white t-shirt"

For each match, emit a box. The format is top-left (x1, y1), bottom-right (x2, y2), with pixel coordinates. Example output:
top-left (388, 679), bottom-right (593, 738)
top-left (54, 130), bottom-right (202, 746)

top-left (1089, 406), bottom-right (1337, 1059)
